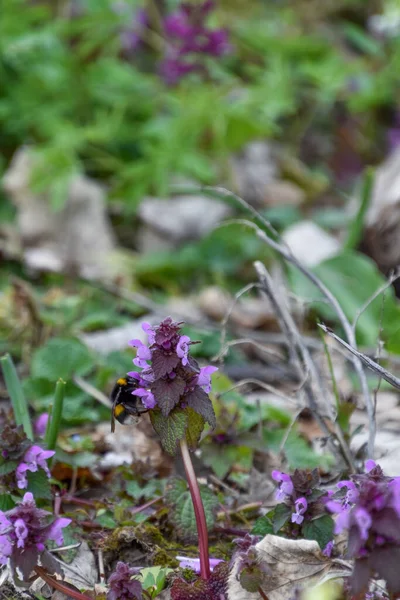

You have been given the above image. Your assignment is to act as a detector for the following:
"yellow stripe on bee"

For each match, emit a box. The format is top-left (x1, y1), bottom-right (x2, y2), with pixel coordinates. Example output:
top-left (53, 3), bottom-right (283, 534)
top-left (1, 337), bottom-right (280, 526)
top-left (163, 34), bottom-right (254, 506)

top-left (117, 378), bottom-right (127, 386)
top-left (114, 404), bottom-right (125, 417)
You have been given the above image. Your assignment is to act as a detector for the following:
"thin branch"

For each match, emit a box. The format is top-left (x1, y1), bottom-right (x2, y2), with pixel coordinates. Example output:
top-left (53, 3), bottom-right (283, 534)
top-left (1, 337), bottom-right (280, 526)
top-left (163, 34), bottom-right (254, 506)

top-left (217, 282), bottom-right (261, 364)
top-left (215, 378), bottom-right (299, 405)
top-left (254, 261), bottom-right (355, 471)
top-left (73, 375), bottom-right (111, 408)
top-left (176, 184), bottom-right (373, 456)
top-left (318, 324), bottom-right (400, 391)
top-left (352, 268), bottom-right (400, 333)
top-left (212, 337), bottom-right (284, 363)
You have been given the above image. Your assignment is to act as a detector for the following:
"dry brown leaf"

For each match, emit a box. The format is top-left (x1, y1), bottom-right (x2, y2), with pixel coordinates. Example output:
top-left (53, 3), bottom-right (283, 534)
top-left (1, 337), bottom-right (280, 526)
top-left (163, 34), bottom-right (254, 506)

top-left (228, 534), bottom-right (351, 600)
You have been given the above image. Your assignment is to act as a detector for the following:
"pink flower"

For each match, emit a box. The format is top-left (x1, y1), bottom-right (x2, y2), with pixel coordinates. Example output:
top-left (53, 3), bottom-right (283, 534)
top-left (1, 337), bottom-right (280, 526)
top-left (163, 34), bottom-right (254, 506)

top-left (176, 335), bottom-right (191, 366)
top-left (16, 445), bottom-right (55, 489)
top-left (291, 497), bottom-right (308, 525)
top-left (0, 492), bottom-right (71, 581)
top-left (131, 388), bottom-right (156, 409)
top-left (176, 555), bottom-right (224, 573)
top-left (271, 470), bottom-right (294, 501)
top-left (34, 413), bottom-right (49, 437)
top-left (196, 366), bottom-right (218, 393)
top-left (129, 339), bottom-right (152, 368)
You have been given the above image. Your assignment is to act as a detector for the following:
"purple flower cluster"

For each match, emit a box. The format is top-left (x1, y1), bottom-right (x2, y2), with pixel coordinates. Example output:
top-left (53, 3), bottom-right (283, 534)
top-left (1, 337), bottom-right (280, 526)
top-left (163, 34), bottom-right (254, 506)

top-left (326, 460), bottom-right (400, 594)
top-left (0, 492), bottom-right (70, 581)
top-left (272, 470), bottom-right (309, 526)
top-left (128, 317), bottom-right (217, 427)
top-left (0, 424), bottom-right (54, 492)
top-left (16, 445), bottom-right (55, 489)
top-left (107, 561), bottom-right (142, 600)
top-left (161, 1), bottom-right (231, 84)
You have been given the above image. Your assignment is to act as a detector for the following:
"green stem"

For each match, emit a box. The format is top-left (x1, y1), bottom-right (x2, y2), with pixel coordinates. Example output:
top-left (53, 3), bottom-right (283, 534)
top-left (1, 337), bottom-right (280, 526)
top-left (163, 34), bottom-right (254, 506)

top-left (179, 438), bottom-right (211, 580)
top-left (0, 354), bottom-right (33, 440)
top-left (45, 379), bottom-right (66, 454)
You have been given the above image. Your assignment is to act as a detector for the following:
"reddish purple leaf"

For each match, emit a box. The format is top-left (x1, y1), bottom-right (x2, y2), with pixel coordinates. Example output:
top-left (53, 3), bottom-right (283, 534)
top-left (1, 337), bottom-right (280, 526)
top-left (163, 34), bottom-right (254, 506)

top-left (152, 376), bottom-right (186, 416)
top-left (152, 349), bottom-right (180, 378)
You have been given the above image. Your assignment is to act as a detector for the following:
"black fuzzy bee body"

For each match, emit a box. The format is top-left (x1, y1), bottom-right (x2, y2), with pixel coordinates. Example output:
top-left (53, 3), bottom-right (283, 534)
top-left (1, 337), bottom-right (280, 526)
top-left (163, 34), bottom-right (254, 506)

top-left (110, 376), bottom-right (148, 432)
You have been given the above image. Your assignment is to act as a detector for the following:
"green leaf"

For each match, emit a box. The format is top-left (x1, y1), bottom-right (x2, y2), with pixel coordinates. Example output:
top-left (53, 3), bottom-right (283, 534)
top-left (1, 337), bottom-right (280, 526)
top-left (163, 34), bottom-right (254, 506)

top-left (31, 338), bottom-right (93, 381)
top-left (289, 250), bottom-right (400, 347)
top-left (150, 409), bottom-right (188, 455)
top-left (185, 408), bottom-right (205, 450)
top-left (26, 469), bottom-right (52, 500)
top-left (165, 476), bottom-right (219, 540)
top-left (272, 503), bottom-right (292, 533)
top-left (251, 513), bottom-right (274, 536)
top-left (125, 479), bottom-right (162, 500)
top-left (302, 515), bottom-right (334, 550)
top-left (0, 354), bottom-right (34, 440)
top-left (201, 444), bottom-right (253, 479)
top-left (0, 460), bottom-right (18, 476)
top-left (139, 567), bottom-right (173, 597)
top-left (0, 494), bottom-right (16, 511)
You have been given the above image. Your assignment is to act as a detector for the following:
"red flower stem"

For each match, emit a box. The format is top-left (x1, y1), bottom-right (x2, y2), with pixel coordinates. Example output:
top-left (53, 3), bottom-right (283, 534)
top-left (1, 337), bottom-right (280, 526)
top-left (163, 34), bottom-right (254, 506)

top-left (34, 567), bottom-right (92, 600)
top-left (179, 438), bottom-right (211, 581)
top-left (258, 588), bottom-right (269, 600)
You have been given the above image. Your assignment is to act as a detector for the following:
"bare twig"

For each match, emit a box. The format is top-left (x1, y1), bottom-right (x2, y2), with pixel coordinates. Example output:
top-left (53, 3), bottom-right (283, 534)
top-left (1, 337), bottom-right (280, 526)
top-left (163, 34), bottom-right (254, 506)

top-left (73, 375), bottom-right (111, 408)
top-left (227, 213), bottom-right (374, 457)
top-left (254, 261), bottom-right (355, 471)
top-left (98, 548), bottom-right (106, 585)
top-left (217, 282), bottom-right (261, 363)
top-left (174, 184), bottom-right (373, 456)
top-left (318, 324), bottom-right (400, 390)
top-left (352, 268), bottom-right (400, 333)
top-left (215, 378), bottom-right (299, 406)
top-left (213, 338), bottom-right (284, 363)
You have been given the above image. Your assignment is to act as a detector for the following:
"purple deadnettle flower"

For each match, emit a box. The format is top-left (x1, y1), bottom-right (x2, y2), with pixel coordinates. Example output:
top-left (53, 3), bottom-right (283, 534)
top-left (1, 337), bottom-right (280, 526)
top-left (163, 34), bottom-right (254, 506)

top-left (327, 461), bottom-right (400, 594)
top-left (126, 317), bottom-right (217, 430)
top-left (34, 414), bottom-right (49, 438)
top-left (291, 497), bottom-right (308, 525)
top-left (160, 0), bottom-right (231, 84)
top-left (107, 561), bottom-right (142, 600)
top-left (176, 335), bottom-right (191, 366)
top-left (196, 366), bottom-right (218, 393)
top-left (129, 340), bottom-right (152, 369)
top-left (176, 555), bottom-right (224, 573)
top-left (0, 492), bottom-right (71, 581)
top-left (271, 470), bottom-right (294, 501)
top-left (16, 445), bottom-right (55, 489)
top-left (322, 540), bottom-right (334, 557)
top-left (131, 388), bottom-right (156, 409)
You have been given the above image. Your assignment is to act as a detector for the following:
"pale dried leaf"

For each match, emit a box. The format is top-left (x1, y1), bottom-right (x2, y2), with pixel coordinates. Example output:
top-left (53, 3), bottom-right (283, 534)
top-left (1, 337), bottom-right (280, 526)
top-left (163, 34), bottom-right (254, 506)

top-left (228, 534), bottom-right (350, 600)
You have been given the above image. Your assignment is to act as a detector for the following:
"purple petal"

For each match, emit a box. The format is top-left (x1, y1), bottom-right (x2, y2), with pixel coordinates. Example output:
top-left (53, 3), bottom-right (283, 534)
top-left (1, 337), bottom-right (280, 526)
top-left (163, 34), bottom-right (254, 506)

top-left (365, 459), bottom-right (376, 472)
top-left (322, 541), bottom-right (334, 557)
top-left (0, 535), bottom-right (12, 563)
top-left (47, 518), bottom-right (72, 546)
top-left (14, 519), bottom-right (28, 549)
top-left (132, 388), bottom-right (156, 409)
top-left (176, 555), bottom-right (223, 573)
top-left (196, 365), bottom-right (218, 392)
top-left (354, 508), bottom-right (372, 540)
top-left (142, 322), bottom-right (156, 345)
top-left (34, 413), bottom-right (49, 437)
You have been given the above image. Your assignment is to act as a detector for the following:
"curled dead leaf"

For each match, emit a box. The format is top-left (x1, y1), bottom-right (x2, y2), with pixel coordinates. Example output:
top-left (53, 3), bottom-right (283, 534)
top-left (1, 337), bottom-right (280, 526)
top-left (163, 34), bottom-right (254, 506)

top-left (228, 534), bottom-right (351, 600)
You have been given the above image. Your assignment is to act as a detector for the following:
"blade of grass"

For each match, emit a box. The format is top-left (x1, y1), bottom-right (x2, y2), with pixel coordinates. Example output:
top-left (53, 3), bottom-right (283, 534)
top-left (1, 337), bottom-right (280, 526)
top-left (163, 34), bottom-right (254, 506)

top-left (0, 353), bottom-right (33, 440)
top-left (344, 167), bottom-right (374, 250)
top-left (45, 379), bottom-right (66, 454)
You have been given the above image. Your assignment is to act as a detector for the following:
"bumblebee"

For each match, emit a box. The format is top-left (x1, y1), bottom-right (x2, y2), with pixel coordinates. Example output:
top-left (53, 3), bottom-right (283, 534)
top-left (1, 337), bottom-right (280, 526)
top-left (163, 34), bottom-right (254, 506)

top-left (110, 376), bottom-right (149, 432)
